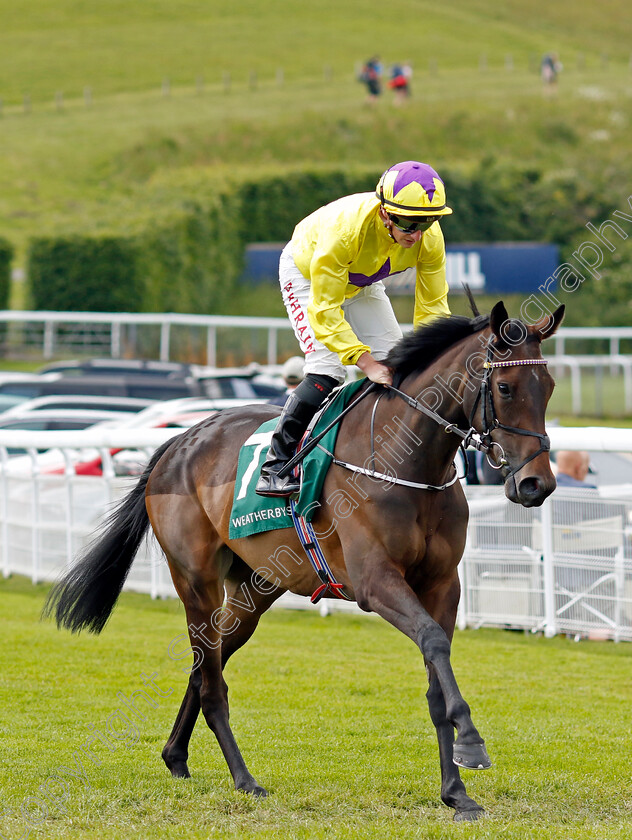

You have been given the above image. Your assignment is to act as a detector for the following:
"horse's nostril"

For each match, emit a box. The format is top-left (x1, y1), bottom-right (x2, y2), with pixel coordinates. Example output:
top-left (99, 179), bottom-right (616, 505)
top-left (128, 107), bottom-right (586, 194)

top-left (519, 477), bottom-right (541, 500)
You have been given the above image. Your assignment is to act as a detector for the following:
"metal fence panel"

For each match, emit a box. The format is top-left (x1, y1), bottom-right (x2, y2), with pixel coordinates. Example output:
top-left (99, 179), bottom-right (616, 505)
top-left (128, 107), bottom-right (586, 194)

top-left (1, 440), bottom-right (632, 640)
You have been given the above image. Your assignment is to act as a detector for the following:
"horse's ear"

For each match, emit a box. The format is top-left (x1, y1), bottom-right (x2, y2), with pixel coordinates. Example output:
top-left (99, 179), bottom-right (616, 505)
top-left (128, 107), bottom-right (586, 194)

top-left (531, 304), bottom-right (566, 342)
top-left (490, 301), bottom-right (509, 338)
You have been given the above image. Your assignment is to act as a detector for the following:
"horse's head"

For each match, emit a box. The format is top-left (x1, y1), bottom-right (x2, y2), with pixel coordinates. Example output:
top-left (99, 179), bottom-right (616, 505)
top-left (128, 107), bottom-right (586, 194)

top-left (471, 300), bottom-right (565, 507)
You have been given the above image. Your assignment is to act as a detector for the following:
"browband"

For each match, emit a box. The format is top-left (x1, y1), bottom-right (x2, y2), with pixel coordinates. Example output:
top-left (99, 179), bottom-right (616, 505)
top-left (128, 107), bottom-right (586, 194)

top-left (483, 359), bottom-right (549, 369)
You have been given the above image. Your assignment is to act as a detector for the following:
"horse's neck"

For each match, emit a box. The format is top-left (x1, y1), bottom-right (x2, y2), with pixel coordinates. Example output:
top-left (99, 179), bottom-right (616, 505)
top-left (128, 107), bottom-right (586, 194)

top-left (399, 342), bottom-right (477, 461)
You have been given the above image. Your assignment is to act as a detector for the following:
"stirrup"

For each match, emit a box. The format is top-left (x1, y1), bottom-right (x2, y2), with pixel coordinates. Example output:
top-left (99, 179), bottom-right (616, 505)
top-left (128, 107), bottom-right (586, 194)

top-left (255, 472), bottom-right (300, 498)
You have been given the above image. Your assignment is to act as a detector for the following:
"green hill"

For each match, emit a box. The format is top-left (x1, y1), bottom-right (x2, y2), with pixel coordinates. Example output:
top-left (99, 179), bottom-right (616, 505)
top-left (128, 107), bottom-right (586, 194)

top-left (1, 0), bottom-right (630, 100)
top-left (0, 0), bottom-right (631, 301)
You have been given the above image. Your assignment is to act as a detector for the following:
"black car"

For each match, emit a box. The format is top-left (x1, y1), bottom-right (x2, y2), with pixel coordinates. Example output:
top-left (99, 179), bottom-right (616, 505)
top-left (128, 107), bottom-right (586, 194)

top-left (38, 358), bottom-right (198, 379)
top-left (0, 368), bottom-right (286, 413)
top-left (35, 359), bottom-right (287, 401)
top-left (0, 373), bottom-right (200, 412)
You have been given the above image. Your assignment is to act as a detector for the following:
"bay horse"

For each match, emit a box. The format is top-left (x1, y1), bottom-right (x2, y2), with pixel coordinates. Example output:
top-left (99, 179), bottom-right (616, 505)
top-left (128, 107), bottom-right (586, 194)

top-left (44, 300), bottom-right (564, 821)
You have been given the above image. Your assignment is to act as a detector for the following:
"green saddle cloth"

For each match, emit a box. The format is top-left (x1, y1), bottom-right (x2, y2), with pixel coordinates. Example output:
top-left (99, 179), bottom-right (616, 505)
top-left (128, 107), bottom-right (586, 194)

top-left (229, 380), bottom-right (364, 539)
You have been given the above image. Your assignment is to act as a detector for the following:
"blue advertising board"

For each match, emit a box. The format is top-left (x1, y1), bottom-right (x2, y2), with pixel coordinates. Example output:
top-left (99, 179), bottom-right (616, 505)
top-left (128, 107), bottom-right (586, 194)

top-left (243, 242), bottom-right (560, 295)
top-left (446, 243), bottom-right (559, 294)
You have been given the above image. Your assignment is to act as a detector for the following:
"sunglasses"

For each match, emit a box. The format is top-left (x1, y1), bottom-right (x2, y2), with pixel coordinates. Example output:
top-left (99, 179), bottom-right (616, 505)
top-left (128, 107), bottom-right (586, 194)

top-left (388, 213), bottom-right (440, 233)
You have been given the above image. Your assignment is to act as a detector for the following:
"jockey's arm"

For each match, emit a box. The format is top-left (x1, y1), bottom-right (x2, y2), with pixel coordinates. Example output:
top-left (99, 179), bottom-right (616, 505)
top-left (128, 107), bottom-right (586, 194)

top-left (414, 223), bottom-right (450, 326)
top-left (307, 244), bottom-right (371, 367)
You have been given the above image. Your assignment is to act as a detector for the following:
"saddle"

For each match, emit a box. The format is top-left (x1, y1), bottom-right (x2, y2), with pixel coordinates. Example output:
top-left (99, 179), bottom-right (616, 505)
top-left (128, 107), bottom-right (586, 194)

top-left (229, 380), bottom-right (364, 540)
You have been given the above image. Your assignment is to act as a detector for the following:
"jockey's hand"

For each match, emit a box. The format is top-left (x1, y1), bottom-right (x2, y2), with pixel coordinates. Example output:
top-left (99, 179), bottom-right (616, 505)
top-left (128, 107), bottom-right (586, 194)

top-left (356, 352), bottom-right (394, 386)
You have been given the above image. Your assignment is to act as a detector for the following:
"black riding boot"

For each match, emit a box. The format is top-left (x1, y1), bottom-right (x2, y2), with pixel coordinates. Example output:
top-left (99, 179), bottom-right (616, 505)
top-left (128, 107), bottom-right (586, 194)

top-left (256, 374), bottom-right (337, 497)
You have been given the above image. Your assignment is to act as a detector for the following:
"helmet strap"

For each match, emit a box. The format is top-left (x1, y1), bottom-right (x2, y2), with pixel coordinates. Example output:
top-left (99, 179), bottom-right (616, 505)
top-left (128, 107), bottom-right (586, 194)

top-left (378, 206), bottom-right (395, 240)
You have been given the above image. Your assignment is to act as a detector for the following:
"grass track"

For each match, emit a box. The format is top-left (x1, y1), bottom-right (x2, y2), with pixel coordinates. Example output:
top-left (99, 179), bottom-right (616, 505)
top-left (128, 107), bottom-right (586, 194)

top-left (1, 574), bottom-right (631, 838)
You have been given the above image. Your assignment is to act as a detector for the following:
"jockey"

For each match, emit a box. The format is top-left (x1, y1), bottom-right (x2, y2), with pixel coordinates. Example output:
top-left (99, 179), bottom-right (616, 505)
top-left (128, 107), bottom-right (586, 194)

top-left (256, 160), bottom-right (453, 497)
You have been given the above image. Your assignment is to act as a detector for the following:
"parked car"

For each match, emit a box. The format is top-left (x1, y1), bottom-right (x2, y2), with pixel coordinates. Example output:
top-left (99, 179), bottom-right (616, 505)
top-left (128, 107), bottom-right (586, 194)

top-left (0, 373), bottom-right (202, 411)
top-left (0, 373), bottom-right (57, 412)
top-left (196, 368), bottom-right (286, 400)
top-left (0, 408), bottom-right (132, 457)
top-left (69, 407), bottom-right (222, 476)
top-left (100, 395), bottom-right (270, 422)
top-left (1, 394), bottom-right (156, 416)
top-left (38, 358), bottom-right (203, 379)
top-left (0, 409), bottom-right (131, 431)
top-left (0, 396), bottom-right (253, 475)
top-left (36, 358), bottom-right (288, 401)
top-left (8, 401), bottom-right (223, 477)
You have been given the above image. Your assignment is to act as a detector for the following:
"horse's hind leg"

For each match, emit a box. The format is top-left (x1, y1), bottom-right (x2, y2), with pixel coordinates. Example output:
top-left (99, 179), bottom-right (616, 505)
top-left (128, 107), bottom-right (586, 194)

top-left (173, 574), bottom-right (267, 794)
top-left (161, 669), bottom-right (201, 779)
top-left (162, 547), bottom-right (230, 780)
top-left (149, 493), bottom-right (265, 798)
top-left (161, 546), bottom-right (283, 792)
top-left (220, 554), bottom-right (285, 667)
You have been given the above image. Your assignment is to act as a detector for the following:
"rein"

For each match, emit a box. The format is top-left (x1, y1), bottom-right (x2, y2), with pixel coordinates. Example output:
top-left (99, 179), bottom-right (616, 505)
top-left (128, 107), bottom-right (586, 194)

top-left (327, 342), bottom-right (551, 491)
top-left (277, 381), bottom-right (380, 480)
top-left (280, 334), bottom-right (552, 492)
top-left (314, 385), bottom-right (470, 492)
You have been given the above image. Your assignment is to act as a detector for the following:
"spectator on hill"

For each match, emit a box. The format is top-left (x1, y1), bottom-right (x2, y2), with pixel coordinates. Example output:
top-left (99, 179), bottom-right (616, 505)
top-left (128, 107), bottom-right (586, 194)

top-left (256, 160), bottom-right (453, 497)
top-left (388, 62), bottom-right (412, 104)
top-left (541, 53), bottom-right (562, 92)
top-left (359, 56), bottom-right (382, 104)
top-left (268, 356), bottom-right (305, 407)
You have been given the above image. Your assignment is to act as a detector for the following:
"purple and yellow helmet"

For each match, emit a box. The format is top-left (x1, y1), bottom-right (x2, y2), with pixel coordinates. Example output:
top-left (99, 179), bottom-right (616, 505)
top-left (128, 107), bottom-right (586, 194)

top-left (376, 161), bottom-right (452, 217)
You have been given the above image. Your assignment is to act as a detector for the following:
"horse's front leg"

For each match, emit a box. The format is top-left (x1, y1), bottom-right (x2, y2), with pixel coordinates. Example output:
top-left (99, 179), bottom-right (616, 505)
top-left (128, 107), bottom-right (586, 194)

top-left (351, 556), bottom-right (490, 820)
top-left (426, 664), bottom-right (485, 821)
top-left (422, 573), bottom-right (488, 821)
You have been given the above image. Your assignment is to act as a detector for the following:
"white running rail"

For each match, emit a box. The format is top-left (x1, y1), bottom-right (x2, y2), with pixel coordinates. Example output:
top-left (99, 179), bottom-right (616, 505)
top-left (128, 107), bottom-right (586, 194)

top-left (1, 425), bottom-right (632, 640)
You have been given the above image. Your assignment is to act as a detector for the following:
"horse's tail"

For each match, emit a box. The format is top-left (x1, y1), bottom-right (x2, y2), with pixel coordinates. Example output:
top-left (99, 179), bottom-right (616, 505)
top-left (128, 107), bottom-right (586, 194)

top-left (42, 439), bottom-right (174, 634)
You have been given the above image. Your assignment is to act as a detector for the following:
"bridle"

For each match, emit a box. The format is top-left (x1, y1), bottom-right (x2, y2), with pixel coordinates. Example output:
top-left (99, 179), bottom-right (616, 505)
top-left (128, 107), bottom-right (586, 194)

top-left (466, 342), bottom-right (551, 480)
top-left (288, 332), bottom-right (553, 492)
top-left (369, 337), bottom-right (551, 487)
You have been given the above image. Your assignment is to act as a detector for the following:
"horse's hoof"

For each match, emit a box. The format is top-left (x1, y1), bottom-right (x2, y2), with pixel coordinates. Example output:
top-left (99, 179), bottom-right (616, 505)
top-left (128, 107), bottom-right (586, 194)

top-left (237, 780), bottom-right (268, 797)
top-left (163, 756), bottom-right (191, 778)
top-left (454, 807), bottom-right (485, 822)
top-left (453, 742), bottom-right (492, 770)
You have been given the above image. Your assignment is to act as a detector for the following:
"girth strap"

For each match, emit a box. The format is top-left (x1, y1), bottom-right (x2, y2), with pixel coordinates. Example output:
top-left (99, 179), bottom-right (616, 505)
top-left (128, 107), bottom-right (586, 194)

top-left (289, 432), bottom-right (351, 604)
top-left (289, 500), bottom-right (351, 603)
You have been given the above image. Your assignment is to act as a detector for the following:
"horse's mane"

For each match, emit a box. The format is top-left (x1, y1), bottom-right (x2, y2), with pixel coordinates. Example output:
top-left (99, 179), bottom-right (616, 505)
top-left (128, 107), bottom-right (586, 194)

top-left (385, 313), bottom-right (490, 388)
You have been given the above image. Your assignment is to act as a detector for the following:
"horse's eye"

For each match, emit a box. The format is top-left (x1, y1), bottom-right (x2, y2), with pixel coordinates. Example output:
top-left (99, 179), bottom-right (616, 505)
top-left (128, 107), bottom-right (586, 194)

top-left (497, 382), bottom-right (511, 397)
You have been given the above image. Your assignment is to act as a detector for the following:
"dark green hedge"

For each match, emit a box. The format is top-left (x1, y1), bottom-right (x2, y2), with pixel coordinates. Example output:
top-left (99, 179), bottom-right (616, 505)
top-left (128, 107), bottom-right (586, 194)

top-left (27, 186), bottom-right (243, 314)
top-left (240, 168), bottom-right (378, 242)
top-left (241, 161), bottom-right (620, 251)
top-left (0, 237), bottom-right (14, 310)
top-left (25, 161), bottom-right (631, 315)
top-left (133, 191), bottom-right (243, 314)
top-left (441, 161), bottom-right (616, 246)
top-left (28, 237), bottom-right (142, 312)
